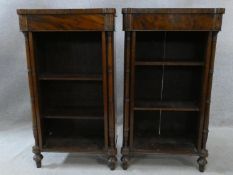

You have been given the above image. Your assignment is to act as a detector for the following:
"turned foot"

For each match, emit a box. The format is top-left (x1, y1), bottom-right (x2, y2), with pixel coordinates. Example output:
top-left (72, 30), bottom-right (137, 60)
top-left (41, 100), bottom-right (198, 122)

top-left (121, 155), bottom-right (129, 170)
top-left (32, 146), bottom-right (43, 168)
top-left (108, 156), bottom-right (117, 170)
top-left (197, 157), bottom-right (207, 172)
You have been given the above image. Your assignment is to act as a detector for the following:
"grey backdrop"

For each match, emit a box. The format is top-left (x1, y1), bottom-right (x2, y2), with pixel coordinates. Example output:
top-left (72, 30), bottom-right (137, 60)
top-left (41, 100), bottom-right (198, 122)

top-left (0, 0), bottom-right (233, 126)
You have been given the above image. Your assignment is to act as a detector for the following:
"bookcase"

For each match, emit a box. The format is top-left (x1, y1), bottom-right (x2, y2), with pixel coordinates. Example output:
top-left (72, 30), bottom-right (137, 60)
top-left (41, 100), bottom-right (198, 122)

top-left (121, 8), bottom-right (224, 172)
top-left (17, 9), bottom-right (117, 170)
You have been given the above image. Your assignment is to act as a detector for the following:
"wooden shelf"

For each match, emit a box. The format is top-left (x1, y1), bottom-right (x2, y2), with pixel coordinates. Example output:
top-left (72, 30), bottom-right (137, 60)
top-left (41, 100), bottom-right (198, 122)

top-left (44, 135), bottom-right (104, 152)
top-left (44, 116), bottom-right (104, 120)
top-left (43, 106), bottom-right (104, 119)
top-left (135, 60), bottom-right (204, 66)
top-left (39, 74), bottom-right (102, 81)
top-left (43, 147), bottom-right (105, 153)
top-left (43, 117), bottom-right (105, 152)
top-left (134, 101), bottom-right (200, 112)
top-left (133, 137), bottom-right (197, 155)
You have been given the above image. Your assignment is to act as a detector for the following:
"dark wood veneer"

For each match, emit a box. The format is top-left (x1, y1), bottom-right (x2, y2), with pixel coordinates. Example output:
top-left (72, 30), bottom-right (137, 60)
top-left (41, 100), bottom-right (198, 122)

top-left (123, 8), bottom-right (224, 31)
top-left (121, 8), bottom-right (224, 172)
top-left (18, 9), bottom-right (115, 31)
top-left (17, 8), bottom-right (117, 170)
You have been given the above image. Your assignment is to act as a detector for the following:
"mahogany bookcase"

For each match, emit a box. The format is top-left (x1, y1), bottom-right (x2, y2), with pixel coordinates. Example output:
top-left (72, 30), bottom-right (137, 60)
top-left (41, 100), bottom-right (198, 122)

top-left (121, 8), bottom-right (224, 172)
top-left (17, 9), bottom-right (117, 170)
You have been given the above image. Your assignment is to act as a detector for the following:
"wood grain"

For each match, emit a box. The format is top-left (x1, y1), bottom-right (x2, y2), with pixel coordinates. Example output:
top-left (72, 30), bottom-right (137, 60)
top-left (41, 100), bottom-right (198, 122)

top-left (18, 8), bottom-right (116, 170)
top-left (121, 8), bottom-right (224, 172)
top-left (18, 9), bottom-right (116, 31)
top-left (122, 8), bottom-right (225, 31)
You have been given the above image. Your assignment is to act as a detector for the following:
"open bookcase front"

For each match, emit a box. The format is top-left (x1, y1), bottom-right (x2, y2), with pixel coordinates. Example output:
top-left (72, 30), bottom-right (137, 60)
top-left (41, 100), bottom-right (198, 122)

top-left (133, 111), bottom-right (198, 154)
top-left (133, 31), bottom-right (208, 153)
top-left (43, 118), bottom-right (104, 151)
top-left (136, 31), bottom-right (207, 64)
top-left (121, 8), bottom-right (224, 171)
top-left (33, 32), bottom-right (105, 151)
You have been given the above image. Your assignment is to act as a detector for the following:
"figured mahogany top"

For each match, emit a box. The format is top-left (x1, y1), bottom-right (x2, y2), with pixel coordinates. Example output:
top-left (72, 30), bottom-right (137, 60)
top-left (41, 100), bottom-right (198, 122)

top-left (122, 8), bottom-right (225, 31)
top-left (122, 8), bottom-right (225, 14)
top-left (17, 8), bottom-right (116, 15)
top-left (17, 8), bottom-right (116, 31)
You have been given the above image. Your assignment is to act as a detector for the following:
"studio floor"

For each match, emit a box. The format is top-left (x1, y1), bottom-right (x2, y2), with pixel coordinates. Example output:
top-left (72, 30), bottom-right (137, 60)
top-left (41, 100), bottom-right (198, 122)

top-left (0, 119), bottom-right (232, 175)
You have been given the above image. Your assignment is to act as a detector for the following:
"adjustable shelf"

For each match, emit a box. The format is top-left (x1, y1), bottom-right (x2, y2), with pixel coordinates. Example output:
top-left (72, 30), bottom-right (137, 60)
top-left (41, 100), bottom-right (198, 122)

top-left (133, 137), bottom-right (198, 155)
top-left (44, 136), bottom-right (105, 152)
top-left (43, 118), bottom-right (105, 152)
top-left (43, 106), bottom-right (104, 120)
top-left (135, 60), bottom-right (204, 66)
top-left (44, 116), bottom-right (103, 120)
top-left (39, 74), bottom-right (102, 81)
top-left (134, 101), bottom-right (200, 112)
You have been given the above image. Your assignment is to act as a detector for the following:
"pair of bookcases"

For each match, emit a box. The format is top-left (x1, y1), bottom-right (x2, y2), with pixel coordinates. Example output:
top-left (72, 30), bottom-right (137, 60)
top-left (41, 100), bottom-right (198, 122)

top-left (17, 8), bottom-right (224, 172)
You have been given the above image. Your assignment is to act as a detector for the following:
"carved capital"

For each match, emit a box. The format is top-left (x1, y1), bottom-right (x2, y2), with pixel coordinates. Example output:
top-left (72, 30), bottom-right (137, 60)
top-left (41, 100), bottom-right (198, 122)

top-left (32, 145), bottom-right (40, 154)
top-left (107, 148), bottom-right (117, 156)
top-left (121, 147), bottom-right (130, 155)
top-left (200, 149), bottom-right (208, 157)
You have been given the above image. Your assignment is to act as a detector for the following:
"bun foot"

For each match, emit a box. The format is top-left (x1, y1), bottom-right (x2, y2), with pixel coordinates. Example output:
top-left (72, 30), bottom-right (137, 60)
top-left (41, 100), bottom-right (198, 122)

top-left (121, 156), bottom-right (129, 170)
top-left (197, 157), bottom-right (207, 172)
top-left (35, 160), bottom-right (42, 168)
top-left (108, 156), bottom-right (117, 170)
top-left (32, 146), bottom-right (43, 168)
